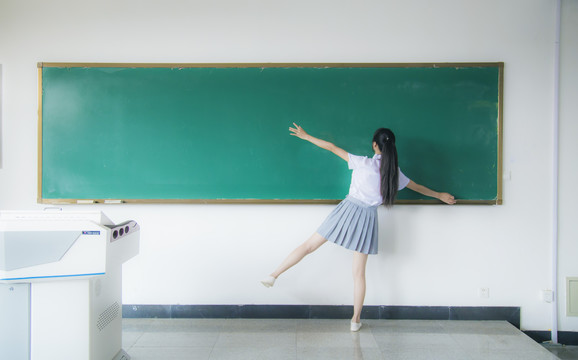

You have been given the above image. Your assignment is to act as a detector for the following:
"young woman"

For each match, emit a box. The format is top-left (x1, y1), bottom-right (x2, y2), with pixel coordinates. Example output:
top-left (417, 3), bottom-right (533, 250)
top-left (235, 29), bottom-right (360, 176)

top-left (261, 123), bottom-right (456, 331)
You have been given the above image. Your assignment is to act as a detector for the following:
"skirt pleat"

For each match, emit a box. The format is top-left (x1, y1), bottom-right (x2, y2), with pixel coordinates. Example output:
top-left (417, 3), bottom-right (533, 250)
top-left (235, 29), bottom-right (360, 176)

top-left (357, 212), bottom-right (370, 253)
top-left (317, 196), bottom-right (379, 255)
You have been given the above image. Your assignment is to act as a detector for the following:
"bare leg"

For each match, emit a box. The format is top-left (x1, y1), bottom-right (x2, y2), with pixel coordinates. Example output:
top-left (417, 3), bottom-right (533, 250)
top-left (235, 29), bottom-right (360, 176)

top-left (270, 232), bottom-right (327, 279)
top-left (352, 251), bottom-right (369, 325)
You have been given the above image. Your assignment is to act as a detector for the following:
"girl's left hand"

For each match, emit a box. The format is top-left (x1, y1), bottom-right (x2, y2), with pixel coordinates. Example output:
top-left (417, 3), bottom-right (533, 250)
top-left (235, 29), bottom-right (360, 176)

top-left (439, 193), bottom-right (456, 205)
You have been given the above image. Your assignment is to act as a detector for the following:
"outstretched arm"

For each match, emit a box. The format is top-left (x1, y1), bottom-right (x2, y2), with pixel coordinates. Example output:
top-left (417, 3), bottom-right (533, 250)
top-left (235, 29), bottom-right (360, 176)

top-left (289, 123), bottom-right (349, 162)
top-left (406, 180), bottom-right (456, 204)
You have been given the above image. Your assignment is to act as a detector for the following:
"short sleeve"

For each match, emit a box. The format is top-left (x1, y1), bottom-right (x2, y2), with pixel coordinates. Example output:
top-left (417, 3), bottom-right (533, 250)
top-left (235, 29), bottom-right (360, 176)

top-left (398, 168), bottom-right (410, 190)
top-left (348, 154), bottom-right (368, 170)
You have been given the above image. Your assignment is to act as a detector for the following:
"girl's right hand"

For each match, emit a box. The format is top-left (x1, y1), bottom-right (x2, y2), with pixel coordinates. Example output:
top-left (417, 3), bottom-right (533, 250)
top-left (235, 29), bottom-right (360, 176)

top-left (289, 123), bottom-right (309, 140)
top-left (288, 123), bottom-right (349, 162)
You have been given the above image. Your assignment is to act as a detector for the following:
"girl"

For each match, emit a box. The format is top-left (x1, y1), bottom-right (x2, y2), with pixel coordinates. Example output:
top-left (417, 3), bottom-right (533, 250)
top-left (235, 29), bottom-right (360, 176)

top-left (261, 124), bottom-right (456, 332)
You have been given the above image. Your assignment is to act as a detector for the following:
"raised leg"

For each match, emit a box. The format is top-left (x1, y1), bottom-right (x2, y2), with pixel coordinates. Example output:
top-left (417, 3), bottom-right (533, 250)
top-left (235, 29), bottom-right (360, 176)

top-left (270, 232), bottom-right (327, 279)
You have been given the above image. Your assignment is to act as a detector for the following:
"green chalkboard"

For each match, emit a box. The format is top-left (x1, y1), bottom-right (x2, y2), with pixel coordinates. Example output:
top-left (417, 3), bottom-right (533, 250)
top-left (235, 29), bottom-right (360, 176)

top-left (38, 63), bottom-right (503, 204)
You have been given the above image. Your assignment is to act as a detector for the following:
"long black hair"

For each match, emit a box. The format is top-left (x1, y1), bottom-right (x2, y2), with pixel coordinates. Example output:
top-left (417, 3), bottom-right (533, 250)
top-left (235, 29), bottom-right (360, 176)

top-left (373, 128), bottom-right (398, 208)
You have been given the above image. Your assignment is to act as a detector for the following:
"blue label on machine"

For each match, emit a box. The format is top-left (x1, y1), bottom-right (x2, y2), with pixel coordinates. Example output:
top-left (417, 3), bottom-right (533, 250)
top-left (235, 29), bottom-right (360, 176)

top-left (82, 231), bottom-right (101, 235)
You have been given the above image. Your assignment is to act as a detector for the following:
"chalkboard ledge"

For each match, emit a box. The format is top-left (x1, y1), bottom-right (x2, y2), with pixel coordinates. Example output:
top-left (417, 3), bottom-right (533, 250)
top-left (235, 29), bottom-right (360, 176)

top-left (38, 198), bottom-right (500, 205)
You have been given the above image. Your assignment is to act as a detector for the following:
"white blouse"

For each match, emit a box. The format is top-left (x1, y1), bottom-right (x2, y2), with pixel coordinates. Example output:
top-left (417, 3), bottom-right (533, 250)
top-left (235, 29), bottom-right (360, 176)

top-left (347, 153), bottom-right (410, 206)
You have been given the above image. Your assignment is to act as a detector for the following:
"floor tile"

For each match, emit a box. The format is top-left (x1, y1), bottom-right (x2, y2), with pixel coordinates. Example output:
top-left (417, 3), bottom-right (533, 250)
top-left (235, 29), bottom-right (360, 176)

top-left (146, 318), bottom-right (228, 333)
top-left (542, 344), bottom-right (578, 360)
top-left (380, 347), bottom-right (473, 360)
top-left (223, 318), bottom-right (299, 333)
top-left (209, 346), bottom-right (297, 360)
top-left (441, 320), bottom-right (520, 335)
top-left (297, 346), bottom-right (384, 360)
top-left (366, 319), bottom-right (444, 334)
top-left (297, 319), bottom-right (353, 333)
top-left (134, 331), bottom-right (220, 348)
top-left (373, 332), bottom-right (458, 352)
top-left (122, 331), bottom-right (144, 350)
top-left (128, 346), bottom-right (213, 360)
top-left (297, 330), bottom-right (379, 349)
top-left (214, 331), bottom-right (297, 348)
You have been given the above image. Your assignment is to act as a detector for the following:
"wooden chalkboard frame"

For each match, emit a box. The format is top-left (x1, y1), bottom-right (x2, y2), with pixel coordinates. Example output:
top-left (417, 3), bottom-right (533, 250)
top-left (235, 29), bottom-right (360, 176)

top-left (37, 62), bottom-right (503, 205)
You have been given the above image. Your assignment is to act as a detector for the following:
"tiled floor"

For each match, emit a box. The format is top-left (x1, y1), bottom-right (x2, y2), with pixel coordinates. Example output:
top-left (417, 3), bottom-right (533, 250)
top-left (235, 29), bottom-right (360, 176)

top-left (122, 318), bottom-right (566, 360)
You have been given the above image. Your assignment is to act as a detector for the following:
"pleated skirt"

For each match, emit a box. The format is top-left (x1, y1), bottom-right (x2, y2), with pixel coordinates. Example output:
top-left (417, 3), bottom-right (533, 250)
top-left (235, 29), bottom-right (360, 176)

top-left (317, 196), bottom-right (379, 255)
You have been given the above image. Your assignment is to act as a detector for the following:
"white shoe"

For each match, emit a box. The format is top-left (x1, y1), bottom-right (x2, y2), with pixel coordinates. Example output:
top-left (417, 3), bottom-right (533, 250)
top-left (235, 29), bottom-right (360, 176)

top-left (350, 321), bottom-right (362, 332)
top-left (261, 275), bottom-right (276, 288)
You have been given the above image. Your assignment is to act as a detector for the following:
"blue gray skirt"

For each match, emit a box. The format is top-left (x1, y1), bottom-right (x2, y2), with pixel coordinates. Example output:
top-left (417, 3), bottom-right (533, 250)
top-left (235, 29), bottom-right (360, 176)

top-left (317, 196), bottom-right (379, 255)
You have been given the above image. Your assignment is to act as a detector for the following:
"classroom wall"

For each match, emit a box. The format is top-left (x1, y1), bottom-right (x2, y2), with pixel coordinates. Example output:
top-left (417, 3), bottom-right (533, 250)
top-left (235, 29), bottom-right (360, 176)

top-left (0, 0), bottom-right (576, 333)
top-left (559, 0), bottom-right (578, 334)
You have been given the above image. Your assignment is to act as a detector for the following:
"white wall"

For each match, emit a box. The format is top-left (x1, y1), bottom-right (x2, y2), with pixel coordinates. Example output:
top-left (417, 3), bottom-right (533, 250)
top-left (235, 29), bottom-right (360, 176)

top-left (0, 0), bottom-right (576, 332)
top-left (559, 0), bottom-right (578, 333)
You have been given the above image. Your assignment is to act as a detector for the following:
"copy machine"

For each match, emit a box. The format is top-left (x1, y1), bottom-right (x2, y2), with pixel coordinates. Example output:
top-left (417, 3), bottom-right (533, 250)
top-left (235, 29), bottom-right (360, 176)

top-left (0, 211), bottom-right (140, 360)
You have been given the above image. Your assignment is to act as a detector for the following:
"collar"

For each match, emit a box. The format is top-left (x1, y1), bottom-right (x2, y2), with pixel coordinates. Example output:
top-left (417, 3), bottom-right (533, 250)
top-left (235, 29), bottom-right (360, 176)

top-left (373, 154), bottom-right (382, 160)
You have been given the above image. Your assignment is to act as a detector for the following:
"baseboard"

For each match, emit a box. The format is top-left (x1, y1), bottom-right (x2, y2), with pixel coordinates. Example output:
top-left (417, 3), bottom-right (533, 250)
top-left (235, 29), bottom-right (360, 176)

top-left (524, 330), bottom-right (578, 346)
top-left (123, 304), bottom-right (520, 328)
